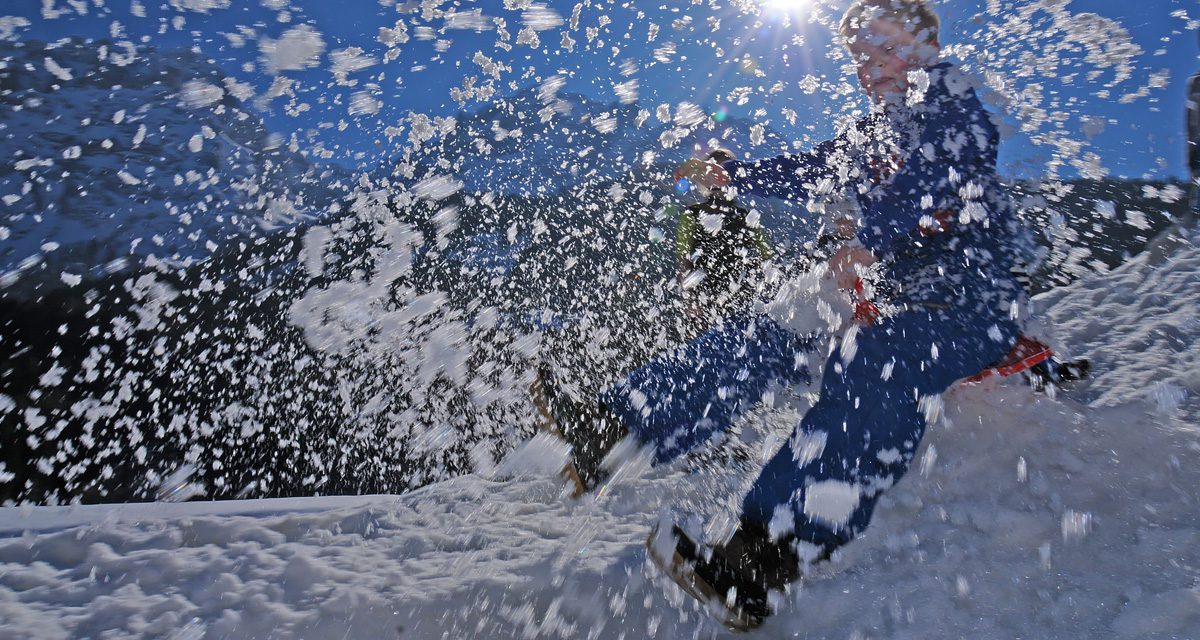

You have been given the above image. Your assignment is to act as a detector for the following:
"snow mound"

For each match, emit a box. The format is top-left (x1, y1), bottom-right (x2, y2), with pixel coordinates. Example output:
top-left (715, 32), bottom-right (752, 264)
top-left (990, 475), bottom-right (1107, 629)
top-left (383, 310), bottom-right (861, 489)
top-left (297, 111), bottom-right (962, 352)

top-left (1037, 231), bottom-right (1200, 426)
top-left (2, 382), bottom-right (1197, 639)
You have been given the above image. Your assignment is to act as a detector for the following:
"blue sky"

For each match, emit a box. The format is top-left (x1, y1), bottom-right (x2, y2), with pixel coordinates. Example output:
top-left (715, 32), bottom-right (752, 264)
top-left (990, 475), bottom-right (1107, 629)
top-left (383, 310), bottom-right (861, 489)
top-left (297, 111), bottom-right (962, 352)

top-left (7, 0), bottom-right (1198, 180)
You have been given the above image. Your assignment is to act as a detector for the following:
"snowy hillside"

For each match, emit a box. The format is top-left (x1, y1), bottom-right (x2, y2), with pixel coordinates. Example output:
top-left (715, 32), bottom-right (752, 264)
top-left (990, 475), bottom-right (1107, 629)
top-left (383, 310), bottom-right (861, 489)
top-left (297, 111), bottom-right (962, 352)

top-left (0, 38), bottom-right (349, 299)
top-left (2, 236), bottom-right (1198, 639)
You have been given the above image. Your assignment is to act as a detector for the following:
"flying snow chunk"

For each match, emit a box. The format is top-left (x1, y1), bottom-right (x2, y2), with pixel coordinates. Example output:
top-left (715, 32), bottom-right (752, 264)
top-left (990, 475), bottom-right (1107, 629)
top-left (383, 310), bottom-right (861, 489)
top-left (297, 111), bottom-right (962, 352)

top-left (43, 57), bottom-right (73, 81)
top-left (0, 17), bottom-right (32, 41)
top-left (117, 170), bottom-right (142, 186)
top-left (700, 213), bottom-right (723, 233)
top-left (169, 0), bottom-right (231, 12)
top-left (592, 113), bottom-right (617, 134)
top-left (539, 74), bottom-right (565, 103)
top-left (492, 433), bottom-right (571, 480)
top-left (803, 480), bottom-right (860, 528)
top-left (330, 47), bottom-right (377, 83)
top-left (674, 101), bottom-right (706, 127)
top-left (413, 175), bottom-right (463, 201)
top-left (156, 464), bottom-right (207, 503)
top-left (260, 24), bottom-right (326, 73)
top-left (180, 80), bottom-right (224, 108)
top-left (348, 91), bottom-right (381, 116)
top-left (750, 124), bottom-right (765, 146)
top-left (522, 4), bottom-right (564, 31)
top-left (1061, 510), bottom-right (1093, 542)
top-left (445, 9), bottom-right (494, 31)
top-left (613, 79), bottom-right (638, 105)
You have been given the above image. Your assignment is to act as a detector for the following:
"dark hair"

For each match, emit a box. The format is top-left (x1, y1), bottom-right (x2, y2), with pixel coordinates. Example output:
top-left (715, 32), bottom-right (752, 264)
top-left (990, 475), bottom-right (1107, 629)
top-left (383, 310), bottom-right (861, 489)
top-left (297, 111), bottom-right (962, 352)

top-left (839, 0), bottom-right (940, 44)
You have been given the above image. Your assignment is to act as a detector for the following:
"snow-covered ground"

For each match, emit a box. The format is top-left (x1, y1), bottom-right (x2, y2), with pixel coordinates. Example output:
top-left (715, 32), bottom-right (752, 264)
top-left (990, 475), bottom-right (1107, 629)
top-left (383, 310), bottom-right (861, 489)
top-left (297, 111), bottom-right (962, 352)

top-left (2, 239), bottom-right (1199, 639)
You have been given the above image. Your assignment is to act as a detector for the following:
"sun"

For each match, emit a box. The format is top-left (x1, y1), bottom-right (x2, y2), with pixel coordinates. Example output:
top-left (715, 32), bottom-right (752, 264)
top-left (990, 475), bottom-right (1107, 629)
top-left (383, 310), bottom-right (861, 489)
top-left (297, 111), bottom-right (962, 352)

top-left (762, 0), bottom-right (812, 12)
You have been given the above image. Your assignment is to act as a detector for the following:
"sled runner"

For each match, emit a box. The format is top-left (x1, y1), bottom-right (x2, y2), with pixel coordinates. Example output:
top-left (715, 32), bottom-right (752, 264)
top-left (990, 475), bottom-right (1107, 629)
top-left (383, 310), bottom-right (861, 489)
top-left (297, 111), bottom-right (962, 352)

top-left (965, 334), bottom-right (1054, 382)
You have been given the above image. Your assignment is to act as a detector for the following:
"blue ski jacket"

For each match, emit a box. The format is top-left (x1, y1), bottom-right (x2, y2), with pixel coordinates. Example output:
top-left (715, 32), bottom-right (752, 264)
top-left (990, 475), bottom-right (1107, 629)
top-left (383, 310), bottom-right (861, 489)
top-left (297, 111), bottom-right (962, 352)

top-left (725, 63), bottom-right (1024, 310)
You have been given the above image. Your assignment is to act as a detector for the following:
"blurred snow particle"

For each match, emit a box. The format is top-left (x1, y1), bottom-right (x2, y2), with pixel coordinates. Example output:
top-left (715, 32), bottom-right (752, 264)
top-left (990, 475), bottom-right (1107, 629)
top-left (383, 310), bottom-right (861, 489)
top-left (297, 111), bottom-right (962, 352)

top-left (43, 57), bottom-right (73, 81)
top-left (918, 393), bottom-right (945, 426)
top-left (653, 42), bottom-right (677, 63)
top-left (699, 213), bottom-right (722, 233)
top-left (673, 101), bottom-right (706, 127)
top-left (170, 0), bottom-right (231, 12)
top-left (330, 47), bottom-right (377, 84)
top-left (680, 269), bottom-right (704, 290)
top-left (0, 17), bottom-right (32, 41)
top-left (167, 617), bottom-right (206, 640)
top-left (538, 74), bottom-right (565, 103)
top-left (348, 91), bottom-right (382, 116)
top-left (750, 124), bottom-right (764, 146)
top-left (919, 444), bottom-right (937, 477)
top-left (522, 4), bottom-right (564, 31)
top-left (156, 464), bottom-right (207, 503)
top-left (955, 575), bottom-right (971, 599)
top-left (188, 134), bottom-right (203, 153)
top-left (1039, 542), bottom-right (1052, 569)
top-left (445, 9), bottom-right (493, 32)
top-left (492, 433), bottom-right (571, 480)
top-left (613, 79), bottom-right (638, 104)
top-left (60, 272), bottom-right (81, 287)
top-left (1148, 382), bottom-right (1187, 413)
top-left (260, 24), bottom-right (326, 73)
top-left (117, 170), bottom-right (142, 186)
top-left (1093, 200), bottom-right (1117, 220)
top-left (1061, 510), bottom-right (1093, 542)
top-left (1017, 456), bottom-right (1028, 482)
top-left (592, 113), bottom-right (617, 134)
top-left (802, 480), bottom-right (860, 528)
top-left (413, 175), bottom-right (463, 201)
top-left (180, 79), bottom-right (224, 108)
top-left (301, 226), bottom-right (331, 278)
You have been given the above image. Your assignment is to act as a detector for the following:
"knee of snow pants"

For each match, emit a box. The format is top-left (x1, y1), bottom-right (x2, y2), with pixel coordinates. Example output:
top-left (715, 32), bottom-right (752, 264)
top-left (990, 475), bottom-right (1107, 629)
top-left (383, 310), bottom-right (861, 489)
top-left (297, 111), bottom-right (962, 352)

top-left (739, 306), bottom-right (1019, 551)
top-left (600, 313), bottom-right (819, 465)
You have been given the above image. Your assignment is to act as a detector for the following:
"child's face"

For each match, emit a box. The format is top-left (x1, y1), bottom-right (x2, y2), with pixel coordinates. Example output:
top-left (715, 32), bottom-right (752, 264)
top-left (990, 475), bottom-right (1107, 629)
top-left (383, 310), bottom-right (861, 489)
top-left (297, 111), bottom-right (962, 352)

top-left (847, 18), bottom-right (939, 104)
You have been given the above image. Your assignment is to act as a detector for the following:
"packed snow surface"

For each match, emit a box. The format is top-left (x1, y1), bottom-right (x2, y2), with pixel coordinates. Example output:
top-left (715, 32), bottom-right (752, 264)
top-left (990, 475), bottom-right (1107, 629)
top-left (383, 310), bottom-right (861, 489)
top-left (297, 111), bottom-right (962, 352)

top-left (2, 248), bottom-right (1199, 639)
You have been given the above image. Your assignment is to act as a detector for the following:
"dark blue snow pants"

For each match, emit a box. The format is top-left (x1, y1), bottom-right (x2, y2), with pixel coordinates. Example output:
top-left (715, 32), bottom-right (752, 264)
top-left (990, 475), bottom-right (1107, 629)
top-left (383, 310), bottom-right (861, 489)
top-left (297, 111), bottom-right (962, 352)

top-left (601, 304), bottom-right (1018, 552)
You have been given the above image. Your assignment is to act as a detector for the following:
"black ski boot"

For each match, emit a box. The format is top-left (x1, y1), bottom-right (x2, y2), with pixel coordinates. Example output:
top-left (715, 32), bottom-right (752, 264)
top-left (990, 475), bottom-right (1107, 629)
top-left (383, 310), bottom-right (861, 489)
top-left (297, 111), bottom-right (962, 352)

top-left (1026, 356), bottom-right (1091, 393)
top-left (530, 365), bottom-right (629, 496)
top-left (646, 520), bottom-right (821, 631)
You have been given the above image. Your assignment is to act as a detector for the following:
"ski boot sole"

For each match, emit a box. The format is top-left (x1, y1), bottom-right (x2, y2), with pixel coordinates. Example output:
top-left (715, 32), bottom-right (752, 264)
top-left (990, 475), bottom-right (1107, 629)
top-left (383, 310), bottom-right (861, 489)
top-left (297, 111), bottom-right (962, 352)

top-left (645, 523), bottom-right (759, 632)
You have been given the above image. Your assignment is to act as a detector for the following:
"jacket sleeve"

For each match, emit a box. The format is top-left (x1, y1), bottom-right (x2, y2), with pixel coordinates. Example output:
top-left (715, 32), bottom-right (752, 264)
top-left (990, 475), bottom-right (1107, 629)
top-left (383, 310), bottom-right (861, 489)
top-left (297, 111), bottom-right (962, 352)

top-left (722, 140), bottom-right (839, 202)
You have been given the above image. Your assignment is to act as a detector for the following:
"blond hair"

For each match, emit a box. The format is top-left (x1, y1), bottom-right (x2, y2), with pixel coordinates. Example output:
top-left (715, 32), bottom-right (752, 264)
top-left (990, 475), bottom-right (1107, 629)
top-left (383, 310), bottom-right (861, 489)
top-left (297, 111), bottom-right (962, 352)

top-left (839, 0), bottom-right (940, 44)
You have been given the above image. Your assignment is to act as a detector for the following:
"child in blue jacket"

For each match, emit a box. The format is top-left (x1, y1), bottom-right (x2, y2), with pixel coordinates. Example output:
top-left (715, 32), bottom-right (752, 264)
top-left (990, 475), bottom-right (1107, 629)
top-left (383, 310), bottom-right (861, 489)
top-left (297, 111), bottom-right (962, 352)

top-left (535, 0), bottom-right (1027, 628)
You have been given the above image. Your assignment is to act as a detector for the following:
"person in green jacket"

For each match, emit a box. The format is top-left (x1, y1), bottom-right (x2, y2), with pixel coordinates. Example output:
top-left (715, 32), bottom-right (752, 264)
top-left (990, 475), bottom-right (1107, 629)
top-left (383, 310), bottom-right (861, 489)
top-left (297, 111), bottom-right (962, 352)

top-left (674, 148), bottom-right (772, 329)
